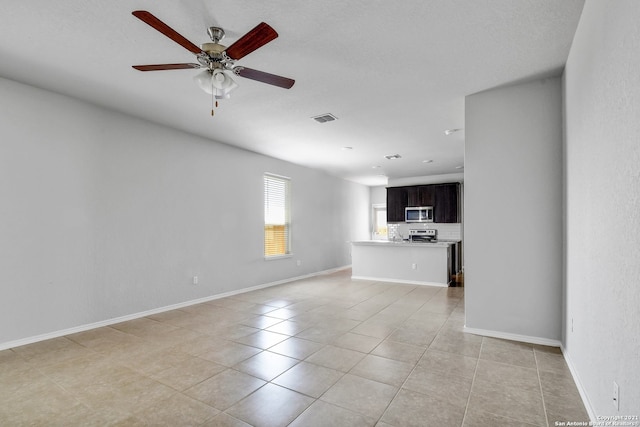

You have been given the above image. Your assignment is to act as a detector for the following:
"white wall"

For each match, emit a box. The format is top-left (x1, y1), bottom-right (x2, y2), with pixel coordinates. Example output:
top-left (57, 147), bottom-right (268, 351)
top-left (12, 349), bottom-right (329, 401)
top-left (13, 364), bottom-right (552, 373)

top-left (0, 77), bottom-right (370, 347)
top-left (563, 0), bottom-right (640, 417)
top-left (464, 77), bottom-right (563, 344)
top-left (370, 186), bottom-right (387, 205)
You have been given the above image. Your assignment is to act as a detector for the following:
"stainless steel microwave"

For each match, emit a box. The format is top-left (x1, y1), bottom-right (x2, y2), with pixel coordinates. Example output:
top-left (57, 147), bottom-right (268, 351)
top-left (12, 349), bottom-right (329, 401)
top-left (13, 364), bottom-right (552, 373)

top-left (405, 206), bottom-right (434, 223)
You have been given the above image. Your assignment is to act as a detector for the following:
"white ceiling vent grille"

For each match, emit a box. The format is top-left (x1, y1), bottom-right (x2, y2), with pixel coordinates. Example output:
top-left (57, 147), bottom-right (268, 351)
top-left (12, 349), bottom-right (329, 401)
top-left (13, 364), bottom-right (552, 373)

top-left (311, 113), bottom-right (338, 123)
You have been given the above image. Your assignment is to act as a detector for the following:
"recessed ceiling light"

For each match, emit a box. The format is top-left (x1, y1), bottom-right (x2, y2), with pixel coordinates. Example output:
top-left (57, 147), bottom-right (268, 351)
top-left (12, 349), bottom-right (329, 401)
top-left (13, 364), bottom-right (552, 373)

top-left (384, 154), bottom-right (401, 160)
top-left (372, 165), bottom-right (382, 169)
top-left (455, 165), bottom-right (464, 169)
top-left (341, 146), bottom-right (353, 151)
top-left (422, 159), bottom-right (433, 163)
top-left (444, 128), bottom-right (462, 136)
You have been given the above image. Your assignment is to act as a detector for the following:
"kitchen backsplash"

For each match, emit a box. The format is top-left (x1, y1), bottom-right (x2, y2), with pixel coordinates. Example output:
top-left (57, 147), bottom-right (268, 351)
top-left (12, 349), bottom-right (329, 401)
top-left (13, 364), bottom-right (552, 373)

top-left (388, 223), bottom-right (462, 241)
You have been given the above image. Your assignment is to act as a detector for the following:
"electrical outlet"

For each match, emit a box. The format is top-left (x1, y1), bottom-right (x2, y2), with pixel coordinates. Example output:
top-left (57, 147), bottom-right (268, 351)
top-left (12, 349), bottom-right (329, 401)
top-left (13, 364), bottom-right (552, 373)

top-left (192, 276), bottom-right (198, 285)
top-left (411, 263), bottom-right (417, 270)
top-left (613, 381), bottom-right (619, 410)
top-left (296, 260), bottom-right (302, 266)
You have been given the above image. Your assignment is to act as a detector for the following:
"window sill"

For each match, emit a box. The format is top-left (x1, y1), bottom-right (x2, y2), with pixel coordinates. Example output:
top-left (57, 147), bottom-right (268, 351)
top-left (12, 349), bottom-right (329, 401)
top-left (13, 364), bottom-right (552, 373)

top-left (264, 254), bottom-right (293, 261)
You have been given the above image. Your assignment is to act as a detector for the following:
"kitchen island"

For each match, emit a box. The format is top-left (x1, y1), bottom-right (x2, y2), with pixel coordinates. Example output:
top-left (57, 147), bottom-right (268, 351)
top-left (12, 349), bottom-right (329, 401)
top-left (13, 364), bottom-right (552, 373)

top-left (351, 240), bottom-right (456, 287)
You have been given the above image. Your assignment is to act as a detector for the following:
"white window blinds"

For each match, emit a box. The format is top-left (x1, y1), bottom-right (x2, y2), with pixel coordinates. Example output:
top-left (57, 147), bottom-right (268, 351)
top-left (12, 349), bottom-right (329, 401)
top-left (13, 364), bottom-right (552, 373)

top-left (264, 174), bottom-right (291, 257)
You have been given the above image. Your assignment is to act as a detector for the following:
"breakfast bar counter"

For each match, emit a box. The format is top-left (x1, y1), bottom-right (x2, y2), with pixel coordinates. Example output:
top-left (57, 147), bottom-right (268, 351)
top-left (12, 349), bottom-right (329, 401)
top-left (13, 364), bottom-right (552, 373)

top-left (351, 240), bottom-right (454, 286)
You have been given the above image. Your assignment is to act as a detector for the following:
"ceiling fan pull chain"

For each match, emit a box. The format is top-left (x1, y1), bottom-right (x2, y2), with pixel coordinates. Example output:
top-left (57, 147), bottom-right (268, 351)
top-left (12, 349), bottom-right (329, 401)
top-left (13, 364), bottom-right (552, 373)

top-left (211, 95), bottom-right (220, 116)
top-left (211, 80), bottom-right (218, 117)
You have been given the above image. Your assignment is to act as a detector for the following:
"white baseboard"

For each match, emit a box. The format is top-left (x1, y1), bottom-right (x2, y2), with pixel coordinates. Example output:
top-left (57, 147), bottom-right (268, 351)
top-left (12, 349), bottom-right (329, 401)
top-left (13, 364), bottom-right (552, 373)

top-left (0, 265), bottom-right (351, 351)
top-left (351, 275), bottom-right (448, 287)
top-left (463, 326), bottom-right (562, 347)
top-left (561, 345), bottom-right (596, 422)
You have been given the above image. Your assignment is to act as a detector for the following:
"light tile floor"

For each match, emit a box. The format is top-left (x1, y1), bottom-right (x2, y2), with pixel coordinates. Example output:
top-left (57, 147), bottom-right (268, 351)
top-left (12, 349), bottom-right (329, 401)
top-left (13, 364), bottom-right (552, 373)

top-left (0, 269), bottom-right (589, 426)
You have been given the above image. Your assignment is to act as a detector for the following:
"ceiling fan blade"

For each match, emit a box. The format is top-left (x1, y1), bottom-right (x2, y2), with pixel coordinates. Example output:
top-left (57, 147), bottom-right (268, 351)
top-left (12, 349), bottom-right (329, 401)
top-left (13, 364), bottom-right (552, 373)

top-left (235, 67), bottom-right (295, 89)
top-left (132, 10), bottom-right (203, 55)
top-left (133, 63), bottom-right (201, 71)
top-left (225, 22), bottom-right (278, 60)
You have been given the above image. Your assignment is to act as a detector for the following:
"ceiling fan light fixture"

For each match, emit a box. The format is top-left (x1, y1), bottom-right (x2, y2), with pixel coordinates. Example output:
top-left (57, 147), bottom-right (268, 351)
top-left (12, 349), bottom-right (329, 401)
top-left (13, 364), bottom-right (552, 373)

top-left (194, 69), bottom-right (238, 98)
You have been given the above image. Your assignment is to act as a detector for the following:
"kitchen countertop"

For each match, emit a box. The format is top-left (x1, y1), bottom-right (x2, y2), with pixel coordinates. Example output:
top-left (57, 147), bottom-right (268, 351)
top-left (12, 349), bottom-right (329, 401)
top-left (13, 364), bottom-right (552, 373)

top-left (351, 240), bottom-right (459, 248)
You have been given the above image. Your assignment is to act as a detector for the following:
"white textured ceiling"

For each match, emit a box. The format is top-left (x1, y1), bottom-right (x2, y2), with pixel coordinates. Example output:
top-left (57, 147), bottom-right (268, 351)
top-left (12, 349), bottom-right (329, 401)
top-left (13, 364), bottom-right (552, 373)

top-left (0, 0), bottom-right (584, 185)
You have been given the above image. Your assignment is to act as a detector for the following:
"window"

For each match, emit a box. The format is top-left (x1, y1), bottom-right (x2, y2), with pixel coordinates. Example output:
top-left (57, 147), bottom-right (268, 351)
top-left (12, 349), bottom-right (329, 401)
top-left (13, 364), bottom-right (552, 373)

top-left (264, 174), bottom-right (291, 257)
top-left (372, 204), bottom-right (388, 240)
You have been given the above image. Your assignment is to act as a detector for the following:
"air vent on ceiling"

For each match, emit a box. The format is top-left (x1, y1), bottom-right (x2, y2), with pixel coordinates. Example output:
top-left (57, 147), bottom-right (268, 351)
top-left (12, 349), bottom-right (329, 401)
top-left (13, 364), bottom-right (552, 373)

top-left (311, 113), bottom-right (338, 123)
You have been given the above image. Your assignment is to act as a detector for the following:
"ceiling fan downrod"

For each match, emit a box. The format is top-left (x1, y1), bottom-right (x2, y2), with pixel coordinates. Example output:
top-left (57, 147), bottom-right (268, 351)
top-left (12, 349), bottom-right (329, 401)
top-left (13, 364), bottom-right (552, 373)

top-left (207, 27), bottom-right (225, 43)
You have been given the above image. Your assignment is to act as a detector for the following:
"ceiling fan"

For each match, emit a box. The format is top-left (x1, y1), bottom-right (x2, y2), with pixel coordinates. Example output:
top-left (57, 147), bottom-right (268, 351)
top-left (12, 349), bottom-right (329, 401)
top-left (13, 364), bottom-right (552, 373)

top-left (131, 10), bottom-right (294, 110)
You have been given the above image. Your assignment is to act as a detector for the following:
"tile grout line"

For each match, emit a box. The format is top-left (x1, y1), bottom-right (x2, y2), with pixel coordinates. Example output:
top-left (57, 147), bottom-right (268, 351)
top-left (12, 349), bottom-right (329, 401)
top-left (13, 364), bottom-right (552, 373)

top-left (533, 348), bottom-right (551, 427)
top-left (460, 333), bottom-right (483, 427)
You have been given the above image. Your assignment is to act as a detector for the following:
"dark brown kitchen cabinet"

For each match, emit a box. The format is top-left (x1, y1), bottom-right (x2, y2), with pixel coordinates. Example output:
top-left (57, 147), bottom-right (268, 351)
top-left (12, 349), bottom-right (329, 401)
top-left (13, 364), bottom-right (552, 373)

top-left (406, 187), bottom-right (419, 207)
top-left (386, 187), bottom-right (407, 222)
top-left (407, 186), bottom-right (434, 207)
top-left (434, 183), bottom-right (460, 223)
top-left (387, 182), bottom-right (460, 223)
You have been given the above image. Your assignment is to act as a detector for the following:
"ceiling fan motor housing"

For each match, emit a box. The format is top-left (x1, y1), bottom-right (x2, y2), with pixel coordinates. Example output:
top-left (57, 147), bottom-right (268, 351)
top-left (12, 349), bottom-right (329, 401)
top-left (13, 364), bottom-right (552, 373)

top-left (201, 42), bottom-right (226, 54)
top-left (200, 42), bottom-right (228, 68)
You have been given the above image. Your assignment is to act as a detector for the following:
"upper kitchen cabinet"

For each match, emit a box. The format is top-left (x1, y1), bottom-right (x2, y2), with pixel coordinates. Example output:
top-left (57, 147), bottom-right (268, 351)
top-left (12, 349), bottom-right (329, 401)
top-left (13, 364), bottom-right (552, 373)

top-left (387, 187), bottom-right (407, 222)
top-left (407, 185), bottom-right (435, 207)
top-left (387, 183), bottom-right (460, 223)
top-left (434, 183), bottom-right (460, 223)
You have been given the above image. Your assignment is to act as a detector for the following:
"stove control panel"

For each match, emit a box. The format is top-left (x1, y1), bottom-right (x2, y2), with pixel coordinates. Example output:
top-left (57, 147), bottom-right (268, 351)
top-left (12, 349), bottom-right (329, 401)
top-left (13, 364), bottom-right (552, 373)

top-left (409, 229), bottom-right (437, 237)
